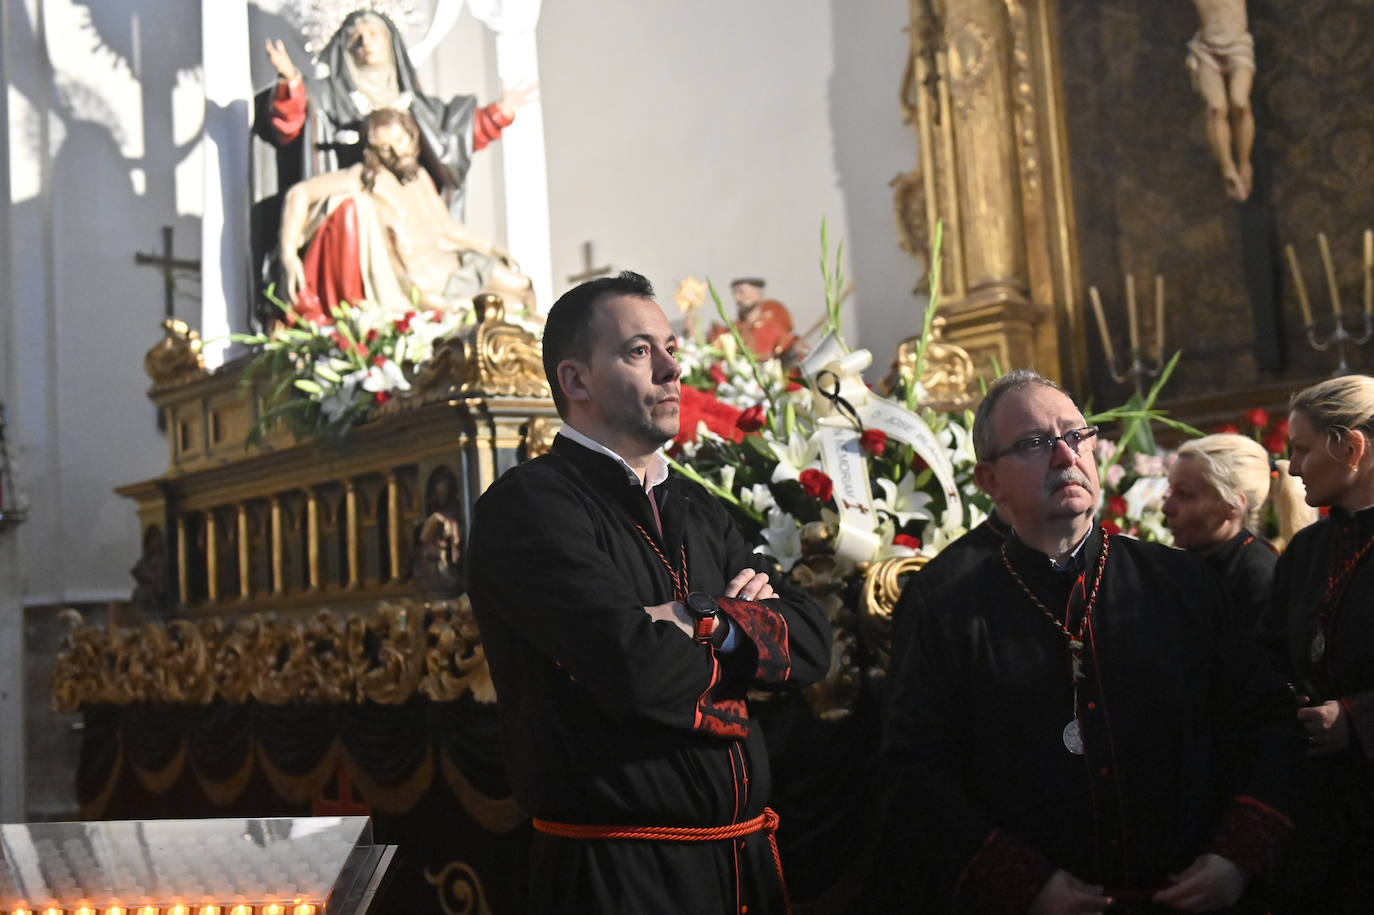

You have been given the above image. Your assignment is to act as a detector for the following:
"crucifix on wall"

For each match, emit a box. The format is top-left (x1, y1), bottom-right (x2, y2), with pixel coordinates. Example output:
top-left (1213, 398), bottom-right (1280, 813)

top-left (135, 226), bottom-right (201, 319)
top-left (567, 241), bottom-right (613, 285)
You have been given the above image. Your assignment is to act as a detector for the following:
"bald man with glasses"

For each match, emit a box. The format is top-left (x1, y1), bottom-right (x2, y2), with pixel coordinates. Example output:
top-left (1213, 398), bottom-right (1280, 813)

top-left (879, 370), bottom-right (1301, 914)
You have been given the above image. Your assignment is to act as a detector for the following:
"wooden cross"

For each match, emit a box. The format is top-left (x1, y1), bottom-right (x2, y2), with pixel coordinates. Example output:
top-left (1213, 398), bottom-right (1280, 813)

top-left (567, 240), bottom-right (612, 284)
top-left (135, 226), bottom-right (201, 318)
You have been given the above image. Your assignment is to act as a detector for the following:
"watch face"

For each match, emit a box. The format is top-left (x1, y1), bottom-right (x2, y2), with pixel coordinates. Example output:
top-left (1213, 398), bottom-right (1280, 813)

top-left (686, 592), bottom-right (716, 617)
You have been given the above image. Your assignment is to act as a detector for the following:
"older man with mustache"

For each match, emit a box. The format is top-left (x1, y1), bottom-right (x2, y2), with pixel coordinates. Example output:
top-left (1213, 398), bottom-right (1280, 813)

top-left (880, 370), bottom-right (1301, 914)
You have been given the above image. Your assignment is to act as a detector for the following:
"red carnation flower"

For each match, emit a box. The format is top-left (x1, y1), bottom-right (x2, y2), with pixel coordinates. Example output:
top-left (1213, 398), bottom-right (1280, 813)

top-left (365, 328), bottom-right (380, 343)
top-left (1102, 519), bottom-right (1122, 535)
top-left (394, 310), bottom-right (417, 333)
top-left (1246, 407), bottom-right (1269, 428)
top-left (1263, 428), bottom-right (1287, 456)
top-left (374, 390), bottom-right (391, 405)
top-left (894, 533), bottom-right (921, 550)
top-left (709, 363), bottom-right (729, 385)
top-left (1215, 423), bottom-right (1240, 434)
top-left (372, 354), bottom-right (388, 368)
top-left (799, 468), bottom-right (834, 502)
top-left (911, 454), bottom-right (929, 473)
top-left (737, 404), bottom-right (767, 433)
top-left (860, 428), bottom-right (888, 457)
top-left (1107, 494), bottom-right (1129, 517)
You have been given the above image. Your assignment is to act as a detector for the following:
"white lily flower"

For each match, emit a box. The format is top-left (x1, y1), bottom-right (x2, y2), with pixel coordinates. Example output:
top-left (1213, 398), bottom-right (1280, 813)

top-left (755, 507), bottom-right (803, 572)
top-left (362, 358), bottom-right (410, 393)
top-left (873, 474), bottom-right (935, 527)
top-left (320, 369), bottom-right (366, 420)
top-left (1123, 475), bottom-right (1169, 519)
top-left (740, 483), bottom-right (777, 515)
top-left (921, 506), bottom-right (969, 557)
top-left (769, 430), bottom-right (821, 483)
top-left (718, 464), bottom-right (736, 494)
top-left (942, 420), bottom-right (978, 467)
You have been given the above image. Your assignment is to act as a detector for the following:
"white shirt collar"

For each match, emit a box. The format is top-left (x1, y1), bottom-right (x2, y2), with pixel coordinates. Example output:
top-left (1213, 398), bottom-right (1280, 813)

top-left (559, 424), bottom-right (670, 492)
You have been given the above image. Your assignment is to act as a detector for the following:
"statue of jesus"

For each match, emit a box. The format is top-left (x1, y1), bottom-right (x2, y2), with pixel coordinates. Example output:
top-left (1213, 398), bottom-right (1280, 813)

top-left (1187, 0), bottom-right (1256, 202)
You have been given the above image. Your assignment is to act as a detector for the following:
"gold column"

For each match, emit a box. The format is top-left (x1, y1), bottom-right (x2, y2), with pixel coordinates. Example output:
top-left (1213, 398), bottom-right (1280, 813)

top-left (176, 514), bottom-right (190, 607)
top-left (386, 472), bottom-right (402, 582)
top-left (270, 496), bottom-right (284, 595)
top-left (345, 479), bottom-right (360, 588)
top-left (897, 0), bottom-right (1081, 389)
top-left (237, 503), bottom-right (251, 599)
top-left (307, 489), bottom-right (321, 590)
top-left (206, 510), bottom-right (219, 603)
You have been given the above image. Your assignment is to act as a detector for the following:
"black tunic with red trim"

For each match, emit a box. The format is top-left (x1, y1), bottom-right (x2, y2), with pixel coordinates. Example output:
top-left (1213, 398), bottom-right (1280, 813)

top-left (468, 435), bottom-right (832, 914)
top-left (882, 526), bottom-right (1300, 913)
top-left (1255, 504), bottom-right (1374, 909)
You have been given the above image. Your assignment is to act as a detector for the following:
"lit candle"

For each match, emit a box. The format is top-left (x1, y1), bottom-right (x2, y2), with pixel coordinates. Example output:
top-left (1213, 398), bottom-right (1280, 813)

top-left (1364, 228), bottom-right (1372, 316)
top-left (198, 907), bottom-right (221, 915)
top-left (106, 909), bottom-right (127, 915)
top-left (168, 906), bottom-right (190, 915)
top-left (262, 906), bottom-right (285, 915)
top-left (1089, 286), bottom-right (1117, 367)
top-left (1318, 232), bottom-right (1342, 319)
top-left (229, 907), bottom-right (252, 915)
top-left (1154, 274), bottom-right (1165, 358)
top-left (292, 906), bottom-right (316, 915)
top-left (1285, 244), bottom-right (1315, 327)
top-left (1126, 274), bottom-right (1140, 357)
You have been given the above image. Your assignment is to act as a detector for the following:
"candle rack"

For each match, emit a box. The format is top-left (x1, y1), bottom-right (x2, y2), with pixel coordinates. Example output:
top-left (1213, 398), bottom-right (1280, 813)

top-left (1284, 230), bottom-right (1374, 376)
top-left (1088, 273), bottom-right (1166, 400)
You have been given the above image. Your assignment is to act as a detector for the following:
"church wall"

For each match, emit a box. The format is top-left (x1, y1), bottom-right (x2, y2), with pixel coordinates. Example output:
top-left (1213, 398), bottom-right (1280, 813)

top-left (536, 0), bottom-right (921, 357)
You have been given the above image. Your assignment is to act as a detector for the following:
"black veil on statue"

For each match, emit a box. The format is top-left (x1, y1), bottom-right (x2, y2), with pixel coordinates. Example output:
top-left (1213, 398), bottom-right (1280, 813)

top-left (313, 10), bottom-right (478, 213)
top-left (249, 9), bottom-right (479, 329)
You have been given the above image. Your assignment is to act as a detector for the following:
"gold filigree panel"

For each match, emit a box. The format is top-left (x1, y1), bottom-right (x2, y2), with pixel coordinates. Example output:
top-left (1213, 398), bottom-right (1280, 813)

top-left (51, 597), bottom-right (493, 712)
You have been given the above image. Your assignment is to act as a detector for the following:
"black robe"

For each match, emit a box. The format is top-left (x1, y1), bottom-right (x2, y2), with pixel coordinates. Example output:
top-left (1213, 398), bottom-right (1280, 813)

top-left (882, 525), bottom-right (1300, 913)
top-left (468, 434), bottom-right (832, 914)
top-left (1202, 529), bottom-right (1277, 632)
top-left (1255, 505), bottom-right (1374, 911)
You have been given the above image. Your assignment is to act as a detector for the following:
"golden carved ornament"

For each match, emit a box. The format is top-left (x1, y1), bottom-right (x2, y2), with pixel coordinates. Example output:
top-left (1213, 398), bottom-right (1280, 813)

top-left (878, 317), bottom-right (979, 410)
top-left (523, 416), bottom-right (558, 459)
top-left (400, 294), bottom-right (549, 406)
top-left (144, 318), bottom-right (208, 390)
top-left (52, 598), bottom-right (491, 712)
top-left (859, 553), bottom-right (929, 676)
top-left (424, 859), bottom-right (494, 915)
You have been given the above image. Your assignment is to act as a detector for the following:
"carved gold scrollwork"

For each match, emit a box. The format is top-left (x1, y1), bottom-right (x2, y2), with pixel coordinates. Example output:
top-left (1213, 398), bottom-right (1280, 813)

top-left (424, 859), bottom-right (494, 915)
top-left (859, 553), bottom-right (930, 676)
top-left (144, 318), bottom-right (208, 391)
top-left (523, 416), bottom-right (557, 460)
top-left (945, 19), bottom-right (991, 118)
top-left (51, 598), bottom-right (492, 712)
top-left (878, 317), bottom-right (979, 410)
top-left (402, 294), bottom-right (549, 406)
top-left (1002, 0), bottom-right (1040, 192)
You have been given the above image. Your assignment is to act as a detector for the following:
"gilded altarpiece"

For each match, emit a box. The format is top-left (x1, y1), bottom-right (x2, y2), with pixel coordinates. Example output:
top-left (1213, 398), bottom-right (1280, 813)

top-left (901, 0), bottom-right (1374, 420)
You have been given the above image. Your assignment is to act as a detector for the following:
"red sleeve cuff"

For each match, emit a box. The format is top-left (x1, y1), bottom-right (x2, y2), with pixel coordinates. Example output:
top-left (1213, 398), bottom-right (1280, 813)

top-left (271, 78), bottom-right (307, 143)
top-left (716, 596), bottom-right (791, 683)
top-left (954, 829), bottom-right (1056, 914)
top-left (473, 102), bottom-right (514, 151)
top-left (1209, 795), bottom-right (1294, 877)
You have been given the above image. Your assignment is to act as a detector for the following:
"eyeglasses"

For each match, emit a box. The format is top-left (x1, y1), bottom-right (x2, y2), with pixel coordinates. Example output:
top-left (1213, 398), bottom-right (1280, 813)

top-left (992, 426), bottom-right (1099, 461)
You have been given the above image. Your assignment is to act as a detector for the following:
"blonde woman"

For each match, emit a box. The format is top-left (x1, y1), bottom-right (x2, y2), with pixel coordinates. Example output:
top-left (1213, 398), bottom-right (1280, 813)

top-left (1162, 433), bottom-right (1314, 625)
top-left (1256, 374), bottom-right (1374, 912)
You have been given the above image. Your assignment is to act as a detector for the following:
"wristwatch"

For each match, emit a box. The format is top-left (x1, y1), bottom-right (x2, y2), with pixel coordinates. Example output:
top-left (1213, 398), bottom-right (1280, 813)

top-left (684, 591), bottom-right (719, 642)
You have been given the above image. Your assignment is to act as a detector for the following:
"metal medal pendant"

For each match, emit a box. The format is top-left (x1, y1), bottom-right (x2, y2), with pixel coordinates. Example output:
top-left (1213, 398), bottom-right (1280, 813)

top-left (1310, 631), bottom-right (1327, 664)
top-left (1062, 719), bottom-right (1084, 755)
